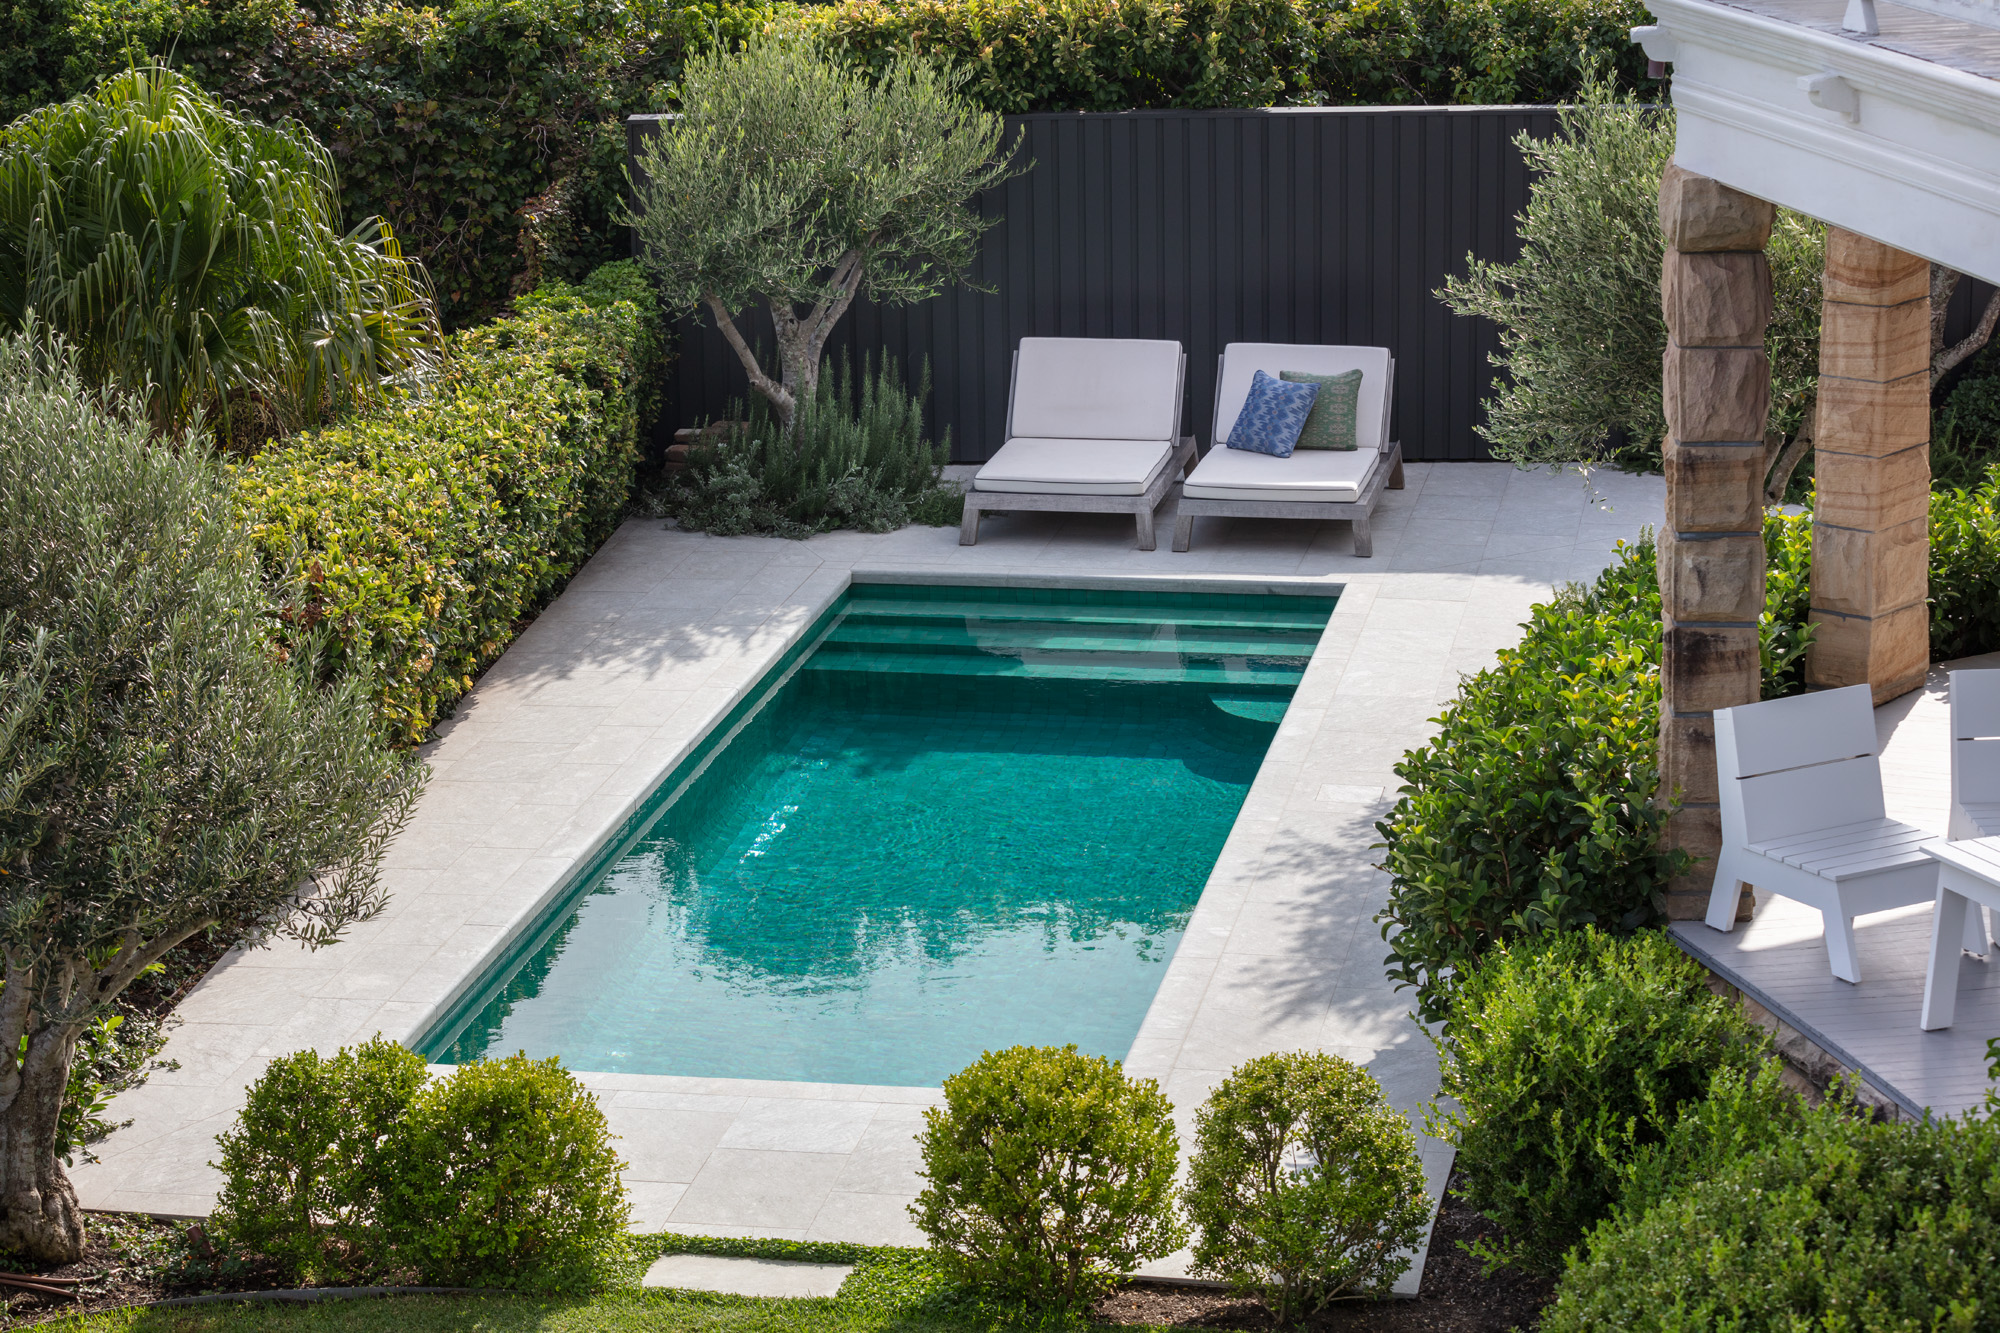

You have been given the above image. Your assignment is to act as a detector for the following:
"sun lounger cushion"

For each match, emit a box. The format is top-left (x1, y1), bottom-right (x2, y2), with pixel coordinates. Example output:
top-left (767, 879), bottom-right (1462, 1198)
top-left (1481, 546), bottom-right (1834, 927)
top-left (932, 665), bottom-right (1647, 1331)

top-left (1281, 369), bottom-right (1363, 450)
top-left (1224, 371), bottom-right (1317, 457)
top-left (1215, 345), bottom-right (1391, 453)
top-left (973, 437), bottom-right (1176, 496)
top-left (1008, 338), bottom-right (1183, 441)
top-left (1182, 444), bottom-right (1379, 503)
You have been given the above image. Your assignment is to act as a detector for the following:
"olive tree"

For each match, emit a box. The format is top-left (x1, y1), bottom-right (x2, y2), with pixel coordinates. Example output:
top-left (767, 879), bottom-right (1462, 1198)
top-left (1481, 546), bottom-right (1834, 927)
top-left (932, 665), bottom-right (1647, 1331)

top-left (628, 37), bottom-right (1020, 433)
top-left (0, 329), bottom-right (423, 1264)
top-left (1438, 74), bottom-right (1825, 501)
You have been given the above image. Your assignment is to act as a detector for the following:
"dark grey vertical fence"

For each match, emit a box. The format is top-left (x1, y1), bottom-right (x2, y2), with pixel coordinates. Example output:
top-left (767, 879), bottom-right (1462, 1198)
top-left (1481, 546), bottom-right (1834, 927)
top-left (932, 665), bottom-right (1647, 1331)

top-left (631, 105), bottom-right (1997, 463)
top-left (632, 105), bottom-right (1561, 464)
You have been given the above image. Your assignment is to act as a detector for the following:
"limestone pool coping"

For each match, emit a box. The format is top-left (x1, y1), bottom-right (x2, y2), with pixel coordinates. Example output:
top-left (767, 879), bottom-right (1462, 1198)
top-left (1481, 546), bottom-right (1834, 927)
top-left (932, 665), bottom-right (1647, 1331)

top-left (72, 463), bottom-right (1666, 1292)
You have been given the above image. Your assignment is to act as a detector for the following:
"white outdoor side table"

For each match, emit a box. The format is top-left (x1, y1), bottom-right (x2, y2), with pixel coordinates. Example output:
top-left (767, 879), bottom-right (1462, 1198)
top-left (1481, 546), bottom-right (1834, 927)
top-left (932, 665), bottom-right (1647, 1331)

top-left (1920, 837), bottom-right (2000, 1030)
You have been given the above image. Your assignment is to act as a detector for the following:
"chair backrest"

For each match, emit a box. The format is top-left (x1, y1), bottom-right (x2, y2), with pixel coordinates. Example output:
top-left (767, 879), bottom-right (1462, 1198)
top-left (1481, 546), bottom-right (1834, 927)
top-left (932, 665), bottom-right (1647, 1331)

top-left (1212, 344), bottom-right (1393, 451)
top-left (1714, 684), bottom-right (1885, 845)
top-left (1005, 338), bottom-right (1184, 442)
top-left (1951, 669), bottom-right (2000, 806)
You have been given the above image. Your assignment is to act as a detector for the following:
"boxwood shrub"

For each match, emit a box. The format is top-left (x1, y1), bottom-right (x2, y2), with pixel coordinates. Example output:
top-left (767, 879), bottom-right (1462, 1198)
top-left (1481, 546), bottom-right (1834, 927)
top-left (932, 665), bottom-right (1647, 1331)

top-left (1376, 520), bottom-right (1817, 1023)
top-left (238, 260), bottom-right (659, 744)
top-left (1428, 927), bottom-right (1783, 1275)
top-left (1543, 1108), bottom-right (2000, 1330)
top-left (911, 1044), bottom-right (1186, 1311)
top-left (1184, 1051), bottom-right (1430, 1319)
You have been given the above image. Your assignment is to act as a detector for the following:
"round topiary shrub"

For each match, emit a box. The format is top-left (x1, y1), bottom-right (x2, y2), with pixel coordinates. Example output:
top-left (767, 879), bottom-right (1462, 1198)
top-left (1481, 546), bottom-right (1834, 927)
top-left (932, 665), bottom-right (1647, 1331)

top-left (1543, 1109), bottom-right (2000, 1330)
top-left (1430, 926), bottom-right (1768, 1274)
top-left (377, 1053), bottom-right (629, 1293)
top-left (1184, 1051), bottom-right (1431, 1321)
top-left (910, 1044), bottom-right (1186, 1310)
top-left (210, 1036), bottom-right (429, 1282)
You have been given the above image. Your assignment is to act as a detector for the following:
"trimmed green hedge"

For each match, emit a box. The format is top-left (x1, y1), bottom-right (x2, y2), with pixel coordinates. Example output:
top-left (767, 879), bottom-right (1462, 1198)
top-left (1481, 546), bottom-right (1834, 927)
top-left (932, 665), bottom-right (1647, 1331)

top-left (237, 261), bottom-right (659, 744)
top-left (809, 0), bottom-right (1656, 113)
top-left (7, 0), bottom-right (1656, 321)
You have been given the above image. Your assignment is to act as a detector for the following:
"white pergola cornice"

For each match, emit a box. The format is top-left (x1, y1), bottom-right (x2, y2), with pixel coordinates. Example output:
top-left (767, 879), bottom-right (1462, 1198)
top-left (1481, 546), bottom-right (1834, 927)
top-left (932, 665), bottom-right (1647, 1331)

top-left (1637, 0), bottom-right (2000, 282)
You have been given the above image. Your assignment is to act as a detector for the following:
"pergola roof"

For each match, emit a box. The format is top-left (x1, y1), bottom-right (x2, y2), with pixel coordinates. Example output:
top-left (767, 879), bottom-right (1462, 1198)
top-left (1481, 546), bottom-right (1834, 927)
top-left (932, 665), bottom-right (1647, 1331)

top-left (1637, 0), bottom-right (2000, 282)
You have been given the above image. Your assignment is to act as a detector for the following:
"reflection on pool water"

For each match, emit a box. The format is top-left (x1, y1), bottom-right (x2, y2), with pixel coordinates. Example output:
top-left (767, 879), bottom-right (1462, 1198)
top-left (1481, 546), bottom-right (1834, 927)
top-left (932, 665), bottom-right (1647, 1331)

top-left (418, 584), bottom-right (1335, 1086)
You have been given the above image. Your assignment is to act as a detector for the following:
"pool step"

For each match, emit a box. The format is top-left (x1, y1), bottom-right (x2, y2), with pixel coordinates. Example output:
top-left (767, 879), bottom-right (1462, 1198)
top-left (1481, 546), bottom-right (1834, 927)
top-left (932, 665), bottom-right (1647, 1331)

top-left (803, 651), bottom-right (1306, 686)
top-left (826, 617), bottom-right (1320, 659)
top-left (842, 593), bottom-right (1331, 633)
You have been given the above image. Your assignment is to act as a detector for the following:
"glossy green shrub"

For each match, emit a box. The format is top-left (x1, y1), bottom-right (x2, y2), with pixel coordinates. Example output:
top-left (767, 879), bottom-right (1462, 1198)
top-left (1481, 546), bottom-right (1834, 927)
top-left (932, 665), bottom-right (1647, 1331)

top-left (1183, 1051), bottom-right (1429, 1320)
top-left (210, 1037), bottom-right (430, 1282)
top-left (237, 261), bottom-right (657, 744)
top-left (1373, 538), bottom-right (1677, 1022)
top-left (911, 1044), bottom-right (1186, 1310)
top-left (1429, 928), bottom-right (1770, 1275)
top-left (1376, 520), bottom-right (1817, 1022)
top-left (1543, 1109), bottom-right (2000, 1331)
top-left (1931, 479), bottom-right (2000, 662)
top-left (378, 1054), bottom-right (629, 1292)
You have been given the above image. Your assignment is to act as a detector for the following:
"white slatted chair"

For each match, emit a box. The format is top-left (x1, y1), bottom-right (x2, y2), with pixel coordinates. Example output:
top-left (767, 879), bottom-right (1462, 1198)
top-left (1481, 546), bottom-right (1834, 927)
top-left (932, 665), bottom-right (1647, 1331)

top-left (1948, 667), bottom-right (2000, 950)
top-left (959, 338), bottom-right (1194, 551)
top-left (1709, 683), bottom-right (1940, 983)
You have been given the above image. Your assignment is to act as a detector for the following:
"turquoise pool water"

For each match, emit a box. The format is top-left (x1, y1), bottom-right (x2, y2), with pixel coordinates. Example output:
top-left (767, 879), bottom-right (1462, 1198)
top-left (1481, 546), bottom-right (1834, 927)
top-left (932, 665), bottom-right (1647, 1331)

top-left (419, 584), bottom-right (1335, 1086)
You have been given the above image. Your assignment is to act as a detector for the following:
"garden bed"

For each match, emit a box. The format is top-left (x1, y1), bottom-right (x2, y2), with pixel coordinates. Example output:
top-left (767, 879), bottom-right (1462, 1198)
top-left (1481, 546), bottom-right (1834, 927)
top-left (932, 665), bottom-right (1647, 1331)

top-left (9, 1183), bottom-right (1548, 1332)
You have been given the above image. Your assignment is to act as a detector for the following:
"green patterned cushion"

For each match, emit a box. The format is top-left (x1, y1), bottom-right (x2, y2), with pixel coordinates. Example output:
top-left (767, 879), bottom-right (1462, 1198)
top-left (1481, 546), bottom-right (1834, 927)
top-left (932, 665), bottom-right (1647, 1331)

top-left (1281, 368), bottom-right (1363, 450)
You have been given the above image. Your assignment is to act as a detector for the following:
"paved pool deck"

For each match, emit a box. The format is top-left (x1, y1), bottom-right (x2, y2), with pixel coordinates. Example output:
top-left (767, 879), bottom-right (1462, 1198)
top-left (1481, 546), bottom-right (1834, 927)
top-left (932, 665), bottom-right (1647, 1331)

top-left (74, 462), bottom-right (1665, 1286)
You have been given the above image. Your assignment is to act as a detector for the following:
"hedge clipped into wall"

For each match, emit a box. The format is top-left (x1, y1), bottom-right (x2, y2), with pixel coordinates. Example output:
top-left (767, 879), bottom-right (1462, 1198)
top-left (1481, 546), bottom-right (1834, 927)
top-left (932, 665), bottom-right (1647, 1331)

top-left (7, 0), bottom-right (1655, 322)
top-left (808, 0), bottom-right (1655, 113)
top-left (238, 261), bottom-right (659, 744)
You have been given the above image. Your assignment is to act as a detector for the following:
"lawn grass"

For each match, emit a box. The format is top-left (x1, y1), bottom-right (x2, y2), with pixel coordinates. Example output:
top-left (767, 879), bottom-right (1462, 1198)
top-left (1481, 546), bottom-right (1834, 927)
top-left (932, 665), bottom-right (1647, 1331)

top-left (37, 1293), bottom-right (994, 1333)
top-left (31, 1238), bottom-right (1160, 1333)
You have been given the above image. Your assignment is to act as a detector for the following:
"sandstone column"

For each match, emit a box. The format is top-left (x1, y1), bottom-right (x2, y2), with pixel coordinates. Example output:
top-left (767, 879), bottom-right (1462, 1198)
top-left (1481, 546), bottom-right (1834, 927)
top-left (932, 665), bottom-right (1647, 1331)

top-left (1807, 230), bottom-right (1930, 703)
top-left (1657, 162), bottom-right (1775, 921)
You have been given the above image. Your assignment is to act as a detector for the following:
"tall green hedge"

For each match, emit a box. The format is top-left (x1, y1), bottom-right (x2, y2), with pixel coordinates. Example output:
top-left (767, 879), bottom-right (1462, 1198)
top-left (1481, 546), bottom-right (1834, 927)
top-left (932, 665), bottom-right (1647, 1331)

top-left (809, 0), bottom-right (1655, 113)
top-left (6, 0), bottom-right (776, 325)
top-left (237, 261), bottom-right (660, 744)
top-left (6, 0), bottom-right (1655, 324)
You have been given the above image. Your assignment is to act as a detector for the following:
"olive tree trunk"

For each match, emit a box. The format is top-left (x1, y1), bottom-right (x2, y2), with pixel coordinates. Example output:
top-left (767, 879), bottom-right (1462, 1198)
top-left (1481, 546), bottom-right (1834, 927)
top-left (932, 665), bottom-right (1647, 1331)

top-left (0, 1020), bottom-right (86, 1264)
top-left (702, 248), bottom-right (867, 436)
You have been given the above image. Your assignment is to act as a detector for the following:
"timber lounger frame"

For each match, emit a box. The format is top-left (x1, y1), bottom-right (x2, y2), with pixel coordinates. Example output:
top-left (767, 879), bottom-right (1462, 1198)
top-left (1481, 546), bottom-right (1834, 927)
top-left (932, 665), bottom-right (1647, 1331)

top-left (1174, 344), bottom-right (1404, 557)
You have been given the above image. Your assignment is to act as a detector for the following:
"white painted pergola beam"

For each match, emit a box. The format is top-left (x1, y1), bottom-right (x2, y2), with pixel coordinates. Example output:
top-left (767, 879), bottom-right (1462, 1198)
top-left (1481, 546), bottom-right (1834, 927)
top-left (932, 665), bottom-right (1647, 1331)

top-left (1640, 0), bottom-right (2000, 285)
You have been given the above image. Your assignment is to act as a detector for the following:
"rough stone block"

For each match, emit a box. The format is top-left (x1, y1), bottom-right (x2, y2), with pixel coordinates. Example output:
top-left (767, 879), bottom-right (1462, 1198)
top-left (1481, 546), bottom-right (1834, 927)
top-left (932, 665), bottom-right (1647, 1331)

top-left (1810, 515), bottom-right (1929, 619)
top-left (1659, 162), bottom-right (1776, 253)
top-left (1660, 804), bottom-right (1724, 920)
top-left (1663, 441), bottom-right (1764, 533)
top-left (1659, 707), bottom-right (1720, 806)
top-left (1805, 602), bottom-right (1930, 703)
top-left (1820, 297), bottom-right (1931, 382)
top-left (1661, 619), bottom-right (1761, 713)
top-left (1661, 250), bottom-right (1773, 346)
top-left (1659, 528), bottom-right (1766, 623)
top-left (1816, 373), bottom-right (1929, 455)
top-left (1814, 443), bottom-right (1930, 532)
top-left (1823, 228), bottom-right (1931, 306)
top-left (1663, 344), bottom-right (1771, 444)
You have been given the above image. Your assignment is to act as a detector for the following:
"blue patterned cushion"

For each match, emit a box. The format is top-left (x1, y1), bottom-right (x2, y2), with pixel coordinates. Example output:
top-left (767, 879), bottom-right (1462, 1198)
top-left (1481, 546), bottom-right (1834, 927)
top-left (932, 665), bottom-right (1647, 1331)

top-left (1225, 370), bottom-right (1318, 457)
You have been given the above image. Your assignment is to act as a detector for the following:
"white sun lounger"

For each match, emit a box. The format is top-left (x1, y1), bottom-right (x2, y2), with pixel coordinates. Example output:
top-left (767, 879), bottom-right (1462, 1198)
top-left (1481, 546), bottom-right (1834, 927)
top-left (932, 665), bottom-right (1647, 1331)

top-left (1708, 683), bottom-right (1940, 983)
top-left (1173, 344), bottom-right (1404, 556)
top-left (959, 338), bottom-right (1194, 551)
top-left (1947, 667), bottom-right (2000, 950)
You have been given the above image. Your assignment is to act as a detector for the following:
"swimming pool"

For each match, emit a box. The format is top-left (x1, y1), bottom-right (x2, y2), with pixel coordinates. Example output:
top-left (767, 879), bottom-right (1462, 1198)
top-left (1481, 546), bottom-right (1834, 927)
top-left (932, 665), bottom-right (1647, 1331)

top-left (417, 583), bottom-right (1336, 1086)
